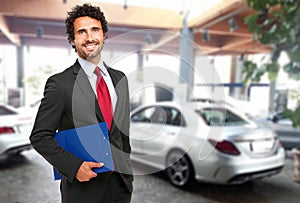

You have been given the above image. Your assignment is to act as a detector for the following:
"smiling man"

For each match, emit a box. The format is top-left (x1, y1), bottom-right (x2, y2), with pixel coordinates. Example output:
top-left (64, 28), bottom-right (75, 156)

top-left (71, 16), bottom-right (104, 63)
top-left (30, 4), bottom-right (133, 203)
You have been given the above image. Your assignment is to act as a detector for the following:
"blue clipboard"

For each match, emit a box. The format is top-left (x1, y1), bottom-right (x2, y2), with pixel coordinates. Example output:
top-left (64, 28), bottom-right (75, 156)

top-left (53, 122), bottom-right (114, 180)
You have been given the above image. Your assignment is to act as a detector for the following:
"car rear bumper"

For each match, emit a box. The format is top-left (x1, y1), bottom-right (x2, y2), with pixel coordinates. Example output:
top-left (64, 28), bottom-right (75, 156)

top-left (194, 147), bottom-right (285, 184)
top-left (0, 134), bottom-right (32, 159)
top-left (227, 166), bottom-right (284, 184)
top-left (216, 148), bottom-right (285, 184)
top-left (0, 144), bottom-right (32, 159)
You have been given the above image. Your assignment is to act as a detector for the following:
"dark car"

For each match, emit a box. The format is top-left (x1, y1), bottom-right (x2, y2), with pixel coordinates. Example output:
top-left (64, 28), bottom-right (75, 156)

top-left (264, 112), bottom-right (300, 150)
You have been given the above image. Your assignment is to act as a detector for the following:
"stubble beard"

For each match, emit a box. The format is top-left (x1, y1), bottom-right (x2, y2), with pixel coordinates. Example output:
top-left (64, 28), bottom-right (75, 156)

top-left (78, 41), bottom-right (104, 62)
top-left (85, 43), bottom-right (103, 60)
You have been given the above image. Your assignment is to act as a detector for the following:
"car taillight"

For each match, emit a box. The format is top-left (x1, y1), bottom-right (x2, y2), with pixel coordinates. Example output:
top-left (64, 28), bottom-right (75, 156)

top-left (209, 139), bottom-right (240, 155)
top-left (277, 139), bottom-right (283, 148)
top-left (0, 127), bottom-right (15, 134)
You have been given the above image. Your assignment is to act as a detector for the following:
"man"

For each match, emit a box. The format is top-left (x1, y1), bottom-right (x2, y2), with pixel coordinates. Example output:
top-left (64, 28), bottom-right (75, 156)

top-left (30, 3), bottom-right (133, 203)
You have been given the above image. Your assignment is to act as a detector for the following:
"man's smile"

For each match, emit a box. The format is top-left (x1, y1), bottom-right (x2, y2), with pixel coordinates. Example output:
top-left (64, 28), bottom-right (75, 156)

top-left (84, 43), bottom-right (98, 51)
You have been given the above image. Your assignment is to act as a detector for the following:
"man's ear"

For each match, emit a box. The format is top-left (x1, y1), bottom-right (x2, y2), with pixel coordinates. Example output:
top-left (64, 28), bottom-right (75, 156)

top-left (69, 40), bottom-right (76, 51)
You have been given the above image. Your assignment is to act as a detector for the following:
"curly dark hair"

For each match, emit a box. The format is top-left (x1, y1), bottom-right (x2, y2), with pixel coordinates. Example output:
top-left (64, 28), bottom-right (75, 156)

top-left (65, 3), bottom-right (108, 45)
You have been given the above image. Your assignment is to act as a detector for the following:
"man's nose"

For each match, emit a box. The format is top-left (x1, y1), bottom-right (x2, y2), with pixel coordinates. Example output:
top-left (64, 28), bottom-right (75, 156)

top-left (86, 31), bottom-right (93, 41)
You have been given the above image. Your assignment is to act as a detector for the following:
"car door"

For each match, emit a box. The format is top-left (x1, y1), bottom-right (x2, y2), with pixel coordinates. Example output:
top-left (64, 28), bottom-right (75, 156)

top-left (130, 106), bottom-right (157, 155)
top-left (141, 106), bottom-right (183, 166)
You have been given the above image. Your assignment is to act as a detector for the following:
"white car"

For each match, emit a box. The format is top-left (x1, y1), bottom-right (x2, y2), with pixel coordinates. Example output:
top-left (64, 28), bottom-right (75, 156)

top-left (130, 101), bottom-right (285, 187)
top-left (0, 104), bottom-right (33, 160)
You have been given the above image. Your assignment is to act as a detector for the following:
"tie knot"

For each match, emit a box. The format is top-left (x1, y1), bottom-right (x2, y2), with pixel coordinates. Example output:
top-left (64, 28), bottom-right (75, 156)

top-left (94, 66), bottom-right (102, 78)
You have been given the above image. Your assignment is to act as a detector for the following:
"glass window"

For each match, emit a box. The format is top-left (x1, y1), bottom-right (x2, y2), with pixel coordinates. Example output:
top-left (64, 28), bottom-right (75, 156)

top-left (151, 106), bottom-right (168, 124)
top-left (131, 106), bottom-right (185, 126)
top-left (169, 108), bottom-right (185, 127)
top-left (0, 106), bottom-right (17, 115)
top-left (196, 108), bottom-right (247, 126)
top-left (131, 106), bottom-right (156, 123)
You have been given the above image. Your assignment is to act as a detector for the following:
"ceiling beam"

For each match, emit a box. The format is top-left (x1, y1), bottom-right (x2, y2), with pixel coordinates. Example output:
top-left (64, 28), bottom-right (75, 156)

top-left (141, 30), bottom-right (180, 53)
top-left (188, 0), bottom-right (247, 28)
top-left (221, 38), bottom-right (253, 51)
top-left (0, 0), bottom-right (182, 29)
top-left (195, 16), bottom-right (252, 38)
top-left (200, 38), bottom-right (270, 56)
top-left (0, 14), bottom-right (20, 46)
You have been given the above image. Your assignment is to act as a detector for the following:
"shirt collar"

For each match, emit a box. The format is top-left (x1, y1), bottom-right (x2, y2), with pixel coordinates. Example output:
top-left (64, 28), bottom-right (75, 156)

top-left (78, 58), bottom-right (108, 78)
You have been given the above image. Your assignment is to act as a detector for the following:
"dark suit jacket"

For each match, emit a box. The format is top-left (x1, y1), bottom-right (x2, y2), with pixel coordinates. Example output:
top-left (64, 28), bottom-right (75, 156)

top-left (30, 60), bottom-right (133, 194)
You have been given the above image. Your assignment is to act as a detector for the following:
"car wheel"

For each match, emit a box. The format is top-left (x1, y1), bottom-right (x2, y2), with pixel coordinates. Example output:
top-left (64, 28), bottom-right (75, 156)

top-left (166, 150), bottom-right (194, 188)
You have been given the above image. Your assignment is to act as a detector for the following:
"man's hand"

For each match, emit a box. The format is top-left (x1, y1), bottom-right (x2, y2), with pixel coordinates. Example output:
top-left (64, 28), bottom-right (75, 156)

top-left (76, 161), bottom-right (104, 182)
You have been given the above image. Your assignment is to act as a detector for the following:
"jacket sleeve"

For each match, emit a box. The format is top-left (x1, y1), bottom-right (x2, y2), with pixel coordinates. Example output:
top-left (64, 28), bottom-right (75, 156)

top-left (30, 74), bottom-right (83, 182)
top-left (120, 74), bottom-right (131, 155)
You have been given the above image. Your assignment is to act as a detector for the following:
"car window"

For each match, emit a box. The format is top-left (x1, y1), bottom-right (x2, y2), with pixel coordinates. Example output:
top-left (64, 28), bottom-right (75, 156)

top-left (0, 106), bottom-right (17, 115)
top-left (131, 106), bottom-right (185, 126)
top-left (196, 108), bottom-right (247, 126)
top-left (167, 107), bottom-right (185, 127)
top-left (131, 106), bottom-right (156, 123)
top-left (150, 107), bottom-right (168, 124)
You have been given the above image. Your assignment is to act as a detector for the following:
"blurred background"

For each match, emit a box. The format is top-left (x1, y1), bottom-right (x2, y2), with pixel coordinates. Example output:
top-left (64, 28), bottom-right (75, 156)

top-left (0, 0), bottom-right (300, 202)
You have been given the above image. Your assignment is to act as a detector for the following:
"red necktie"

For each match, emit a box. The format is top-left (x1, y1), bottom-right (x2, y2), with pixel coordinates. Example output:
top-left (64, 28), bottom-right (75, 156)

top-left (94, 67), bottom-right (113, 130)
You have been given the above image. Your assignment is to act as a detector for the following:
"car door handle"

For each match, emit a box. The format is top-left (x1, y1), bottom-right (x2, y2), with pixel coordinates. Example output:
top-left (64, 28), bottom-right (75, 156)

top-left (166, 132), bottom-right (176, 136)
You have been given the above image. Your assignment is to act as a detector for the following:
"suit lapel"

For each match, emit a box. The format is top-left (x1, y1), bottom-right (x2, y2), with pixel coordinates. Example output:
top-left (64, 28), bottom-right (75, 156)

top-left (73, 60), bottom-right (123, 134)
top-left (72, 60), bottom-right (105, 123)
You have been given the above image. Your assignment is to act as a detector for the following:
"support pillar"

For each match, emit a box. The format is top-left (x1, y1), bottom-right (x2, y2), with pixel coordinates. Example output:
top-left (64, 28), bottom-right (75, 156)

top-left (268, 80), bottom-right (276, 116)
top-left (136, 50), bottom-right (144, 106)
top-left (16, 46), bottom-right (24, 88)
top-left (179, 14), bottom-right (194, 101)
top-left (233, 55), bottom-right (244, 99)
top-left (16, 43), bottom-right (25, 106)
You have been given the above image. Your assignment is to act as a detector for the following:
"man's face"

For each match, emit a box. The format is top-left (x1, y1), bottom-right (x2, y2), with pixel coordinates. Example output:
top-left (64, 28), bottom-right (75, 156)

top-left (71, 16), bottom-right (105, 64)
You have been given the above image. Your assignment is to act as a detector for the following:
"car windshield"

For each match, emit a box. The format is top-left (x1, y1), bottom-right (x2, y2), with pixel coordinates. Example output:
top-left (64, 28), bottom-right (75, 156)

top-left (196, 107), bottom-right (247, 126)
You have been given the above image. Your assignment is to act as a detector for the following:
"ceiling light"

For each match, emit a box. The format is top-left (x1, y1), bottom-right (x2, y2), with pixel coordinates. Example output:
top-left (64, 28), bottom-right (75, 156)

top-left (202, 29), bottom-right (210, 42)
top-left (228, 17), bottom-right (238, 32)
top-left (239, 53), bottom-right (244, 61)
top-left (123, 0), bottom-right (128, 9)
top-left (35, 26), bottom-right (43, 38)
top-left (145, 33), bottom-right (154, 44)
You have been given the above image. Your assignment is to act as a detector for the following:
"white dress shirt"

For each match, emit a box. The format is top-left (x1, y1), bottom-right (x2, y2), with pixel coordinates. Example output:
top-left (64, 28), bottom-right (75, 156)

top-left (78, 58), bottom-right (118, 113)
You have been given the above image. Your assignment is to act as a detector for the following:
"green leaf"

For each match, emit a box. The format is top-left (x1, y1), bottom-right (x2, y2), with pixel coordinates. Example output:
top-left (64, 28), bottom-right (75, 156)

top-left (268, 23), bottom-right (277, 34)
top-left (247, 0), bottom-right (278, 11)
top-left (242, 60), bottom-right (258, 85)
top-left (259, 32), bottom-right (272, 44)
top-left (245, 15), bottom-right (261, 33)
top-left (283, 106), bottom-right (300, 128)
top-left (265, 62), bottom-right (280, 81)
top-left (284, 62), bottom-right (300, 80)
top-left (253, 68), bottom-right (265, 82)
top-left (271, 49), bottom-right (281, 62)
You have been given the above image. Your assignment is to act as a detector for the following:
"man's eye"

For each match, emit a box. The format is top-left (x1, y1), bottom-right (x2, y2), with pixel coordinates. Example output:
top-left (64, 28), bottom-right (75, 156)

top-left (92, 29), bottom-right (100, 33)
top-left (78, 30), bottom-right (85, 35)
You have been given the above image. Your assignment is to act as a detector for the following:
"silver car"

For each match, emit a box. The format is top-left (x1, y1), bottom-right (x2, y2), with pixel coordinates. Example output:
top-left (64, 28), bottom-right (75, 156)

top-left (130, 101), bottom-right (285, 187)
top-left (0, 104), bottom-right (33, 160)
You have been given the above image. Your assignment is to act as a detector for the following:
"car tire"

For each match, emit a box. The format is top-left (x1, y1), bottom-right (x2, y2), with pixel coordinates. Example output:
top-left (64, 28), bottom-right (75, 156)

top-left (166, 150), bottom-right (194, 188)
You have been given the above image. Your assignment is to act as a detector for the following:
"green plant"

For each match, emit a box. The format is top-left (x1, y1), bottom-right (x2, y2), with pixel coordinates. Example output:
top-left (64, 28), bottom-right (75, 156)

top-left (23, 65), bottom-right (56, 96)
top-left (244, 0), bottom-right (300, 127)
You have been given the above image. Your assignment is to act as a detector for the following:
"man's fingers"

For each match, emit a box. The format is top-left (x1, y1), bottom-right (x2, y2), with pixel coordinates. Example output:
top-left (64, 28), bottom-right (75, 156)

top-left (76, 162), bottom-right (104, 182)
top-left (87, 162), bottom-right (104, 169)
